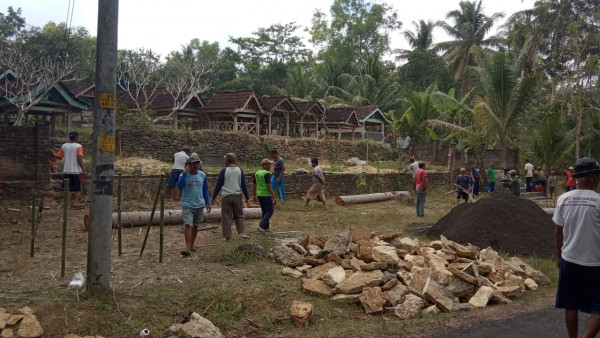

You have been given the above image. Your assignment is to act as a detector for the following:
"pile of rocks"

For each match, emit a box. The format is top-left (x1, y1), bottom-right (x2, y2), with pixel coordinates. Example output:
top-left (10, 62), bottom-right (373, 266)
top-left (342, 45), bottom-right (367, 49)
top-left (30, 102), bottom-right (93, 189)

top-left (0, 307), bottom-right (43, 338)
top-left (271, 227), bottom-right (550, 318)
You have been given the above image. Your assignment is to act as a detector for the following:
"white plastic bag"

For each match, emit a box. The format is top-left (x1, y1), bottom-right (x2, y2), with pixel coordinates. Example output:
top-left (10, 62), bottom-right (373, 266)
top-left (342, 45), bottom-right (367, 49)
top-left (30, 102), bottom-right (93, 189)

top-left (68, 272), bottom-right (84, 289)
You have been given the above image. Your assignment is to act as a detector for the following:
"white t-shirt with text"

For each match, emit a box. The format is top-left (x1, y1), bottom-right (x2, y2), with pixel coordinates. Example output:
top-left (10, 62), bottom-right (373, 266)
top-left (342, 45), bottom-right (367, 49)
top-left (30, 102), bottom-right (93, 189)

top-left (524, 163), bottom-right (534, 178)
top-left (553, 189), bottom-right (600, 266)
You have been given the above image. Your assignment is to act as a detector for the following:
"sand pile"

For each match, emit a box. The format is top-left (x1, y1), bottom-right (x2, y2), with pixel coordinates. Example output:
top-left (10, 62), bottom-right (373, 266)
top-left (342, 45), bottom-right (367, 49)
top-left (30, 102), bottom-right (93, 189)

top-left (426, 193), bottom-right (556, 258)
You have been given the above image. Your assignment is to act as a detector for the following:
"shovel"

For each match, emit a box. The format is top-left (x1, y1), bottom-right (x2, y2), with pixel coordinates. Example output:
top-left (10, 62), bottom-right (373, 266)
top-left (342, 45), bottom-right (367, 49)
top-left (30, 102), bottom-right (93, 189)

top-left (455, 184), bottom-right (476, 203)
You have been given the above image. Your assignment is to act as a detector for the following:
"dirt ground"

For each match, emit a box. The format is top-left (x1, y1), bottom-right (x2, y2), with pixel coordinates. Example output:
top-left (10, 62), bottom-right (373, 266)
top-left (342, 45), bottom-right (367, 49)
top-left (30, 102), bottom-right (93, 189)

top-left (0, 185), bottom-right (559, 337)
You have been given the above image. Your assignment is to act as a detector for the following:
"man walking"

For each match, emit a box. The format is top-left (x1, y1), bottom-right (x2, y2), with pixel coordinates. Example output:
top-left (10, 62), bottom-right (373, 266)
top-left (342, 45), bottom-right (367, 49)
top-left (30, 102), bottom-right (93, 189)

top-left (56, 131), bottom-right (85, 209)
top-left (524, 159), bottom-right (535, 192)
top-left (212, 153), bottom-right (250, 241)
top-left (177, 154), bottom-right (211, 256)
top-left (456, 168), bottom-right (472, 204)
top-left (469, 160), bottom-right (482, 196)
top-left (271, 149), bottom-right (286, 201)
top-left (252, 159), bottom-right (277, 232)
top-left (415, 161), bottom-right (427, 217)
top-left (167, 146), bottom-right (191, 201)
top-left (553, 157), bottom-right (600, 338)
top-left (486, 163), bottom-right (496, 193)
top-left (305, 158), bottom-right (327, 210)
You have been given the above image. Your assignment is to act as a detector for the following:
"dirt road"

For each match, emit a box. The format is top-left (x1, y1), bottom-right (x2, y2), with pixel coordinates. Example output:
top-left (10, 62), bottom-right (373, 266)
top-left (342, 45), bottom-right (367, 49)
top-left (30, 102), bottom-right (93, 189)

top-left (430, 306), bottom-right (592, 338)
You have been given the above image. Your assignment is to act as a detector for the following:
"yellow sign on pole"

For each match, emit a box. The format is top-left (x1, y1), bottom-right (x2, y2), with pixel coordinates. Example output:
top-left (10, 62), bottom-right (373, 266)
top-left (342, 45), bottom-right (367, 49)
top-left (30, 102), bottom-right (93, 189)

top-left (98, 91), bottom-right (117, 109)
top-left (98, 134), bottom-right (115, 152)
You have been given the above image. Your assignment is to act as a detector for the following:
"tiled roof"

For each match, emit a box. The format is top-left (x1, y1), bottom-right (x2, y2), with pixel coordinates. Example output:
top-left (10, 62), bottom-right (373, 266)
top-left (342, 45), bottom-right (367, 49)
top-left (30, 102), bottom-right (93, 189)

top-left (325, 107), bottom-right (357, 123)
top-left (71, 83), bottom-right (95, 97)
top-left (355, 105), bottom-right (378, 119)
top-left (260, 96), bottom-right (298, 113)
top-left (294, 101), bottom-right (324, 115)
top-left (202, 90), bottom-right (260, 111)
top-left (117, 88), bottom-right (202, 110)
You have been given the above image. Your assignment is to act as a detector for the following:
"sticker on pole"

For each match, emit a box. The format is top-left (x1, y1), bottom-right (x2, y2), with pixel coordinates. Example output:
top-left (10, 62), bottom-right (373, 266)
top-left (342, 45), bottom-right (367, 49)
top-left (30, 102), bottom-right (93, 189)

top-left (98, 91), bottom-right (117, 109)
top-left (99, 134), bottom-right (115, 152)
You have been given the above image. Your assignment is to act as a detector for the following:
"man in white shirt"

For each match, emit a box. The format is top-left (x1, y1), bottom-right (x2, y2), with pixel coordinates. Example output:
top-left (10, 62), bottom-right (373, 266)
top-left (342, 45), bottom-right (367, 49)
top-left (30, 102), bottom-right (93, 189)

top-left (56, 131), bottom-right (85, 209)
top-left (167, 146), bottom-right (191, 201)
top-left (524, 159), bottom-right (534, 192)
top-left (553, 157), bottom-right (600, 338)
top-left (407, 156), bottom-right (419, 178)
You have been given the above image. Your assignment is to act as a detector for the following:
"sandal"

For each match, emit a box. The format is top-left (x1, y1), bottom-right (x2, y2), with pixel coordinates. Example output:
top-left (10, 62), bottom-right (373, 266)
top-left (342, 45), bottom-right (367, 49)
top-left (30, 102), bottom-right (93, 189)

top-left (181, 250), bottom-right (190, 256)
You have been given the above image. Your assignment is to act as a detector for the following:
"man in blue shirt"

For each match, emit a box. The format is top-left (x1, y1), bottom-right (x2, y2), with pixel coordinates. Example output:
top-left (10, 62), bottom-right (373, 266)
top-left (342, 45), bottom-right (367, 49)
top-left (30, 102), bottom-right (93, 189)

top-left (177, 154), bottom-right (211, 256)
top-left (271, 149), bottom-right (286, 201)
top-left (457, 168), bottom-right (472, 204)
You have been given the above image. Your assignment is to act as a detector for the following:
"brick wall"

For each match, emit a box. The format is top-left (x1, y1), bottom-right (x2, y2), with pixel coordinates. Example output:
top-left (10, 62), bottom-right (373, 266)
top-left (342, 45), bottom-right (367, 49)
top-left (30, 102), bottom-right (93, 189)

top-left (0, 122), bottom-right (50, 199)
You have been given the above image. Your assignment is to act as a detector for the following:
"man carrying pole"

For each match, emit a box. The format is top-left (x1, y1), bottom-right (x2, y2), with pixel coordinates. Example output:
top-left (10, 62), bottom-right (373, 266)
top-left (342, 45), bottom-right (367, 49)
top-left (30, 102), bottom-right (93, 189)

top-left (456, 168), bottom-right (472, 204)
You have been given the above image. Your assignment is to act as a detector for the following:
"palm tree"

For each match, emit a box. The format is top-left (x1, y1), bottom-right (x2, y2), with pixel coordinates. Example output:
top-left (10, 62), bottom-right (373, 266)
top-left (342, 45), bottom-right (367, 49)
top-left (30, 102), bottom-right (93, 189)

top-left (396, 20), bottom-right (434, 61)
top-left (398, 83), bottom-right (439, 142)
top-left (471, 50), bottom-right (538, 168)
top-left (435, 0), bottom-right (505, 95)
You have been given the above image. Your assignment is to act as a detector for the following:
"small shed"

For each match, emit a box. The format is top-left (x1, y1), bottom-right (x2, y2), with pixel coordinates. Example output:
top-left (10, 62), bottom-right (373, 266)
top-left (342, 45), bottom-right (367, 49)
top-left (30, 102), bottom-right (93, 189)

top-left (323, 107), bottom-right (360, 141)
top-left (354, 105), bottom-right (392, 142)
top-left (260, 96), bottom-right (299, 137)
top-left (294, 101), bottom-right (325, 139)
top-left (200, 90), bottom-right (265, 134)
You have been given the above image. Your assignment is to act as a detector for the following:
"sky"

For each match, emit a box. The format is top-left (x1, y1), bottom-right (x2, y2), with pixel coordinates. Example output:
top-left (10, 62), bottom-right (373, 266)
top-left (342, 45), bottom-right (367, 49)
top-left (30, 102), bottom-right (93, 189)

top-left (8, 0), bottom-right (536, 61)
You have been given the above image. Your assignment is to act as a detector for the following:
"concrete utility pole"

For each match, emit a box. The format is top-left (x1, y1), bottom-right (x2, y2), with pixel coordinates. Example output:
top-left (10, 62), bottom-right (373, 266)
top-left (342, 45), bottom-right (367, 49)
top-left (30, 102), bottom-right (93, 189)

top-left (87, 0), bottom-right (118, 294)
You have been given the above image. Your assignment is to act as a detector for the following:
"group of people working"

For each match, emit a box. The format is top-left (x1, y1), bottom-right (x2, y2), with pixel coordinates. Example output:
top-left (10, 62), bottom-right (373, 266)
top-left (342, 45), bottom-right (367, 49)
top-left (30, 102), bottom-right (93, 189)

top-left (168, 147), bottom-right (326, 256)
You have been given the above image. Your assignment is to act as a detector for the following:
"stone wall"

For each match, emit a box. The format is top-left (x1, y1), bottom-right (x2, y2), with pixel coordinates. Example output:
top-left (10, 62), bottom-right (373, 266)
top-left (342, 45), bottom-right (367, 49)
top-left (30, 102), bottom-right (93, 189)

top-left (116, 129), bottom-right (397, 164)
top-left (52, 171), bottom-right (453, 201)
top-left (0, 122), bottom-right (50, 199)
top-left (409, 142), bottom-right (519, 172)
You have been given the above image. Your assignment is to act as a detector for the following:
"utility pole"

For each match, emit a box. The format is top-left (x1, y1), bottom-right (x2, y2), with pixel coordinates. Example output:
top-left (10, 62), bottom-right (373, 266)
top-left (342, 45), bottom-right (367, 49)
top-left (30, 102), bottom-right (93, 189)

top-left (87, 0), bottom-right (118, 294)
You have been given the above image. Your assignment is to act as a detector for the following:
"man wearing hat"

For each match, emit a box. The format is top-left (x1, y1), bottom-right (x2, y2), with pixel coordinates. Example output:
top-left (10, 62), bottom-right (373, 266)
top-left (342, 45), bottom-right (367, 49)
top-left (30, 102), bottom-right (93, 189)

top-left (553, 157), bottom-right (600, 338)
top-left (252, 159), bottom-right (277, 232)
top-left (168, 146), bottom-right (191, 201)
top-left (56, 131), bottom-right (85, 209)
top-left (177, 153), bottom-right (211, 256)
top-left (415, 161), bottom-right (427, 217)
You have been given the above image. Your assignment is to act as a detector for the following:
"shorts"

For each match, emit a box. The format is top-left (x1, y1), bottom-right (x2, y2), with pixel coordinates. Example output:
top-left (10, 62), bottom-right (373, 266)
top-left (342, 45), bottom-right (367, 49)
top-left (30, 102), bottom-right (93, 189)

top-left (306, 185), bottom-right (325, 201)
top-left (167, 169), bottom-right (184, 188)
top-left (550, 186), bottom-right (556, 195)
top-left (182, 206), bottom-right (204, 227)
top-left (64, 174), bottom-right (82, 192)
top-left (457, 191), bottom-right (469, 201)
top-left (556, 259), bottom-right (600, 314)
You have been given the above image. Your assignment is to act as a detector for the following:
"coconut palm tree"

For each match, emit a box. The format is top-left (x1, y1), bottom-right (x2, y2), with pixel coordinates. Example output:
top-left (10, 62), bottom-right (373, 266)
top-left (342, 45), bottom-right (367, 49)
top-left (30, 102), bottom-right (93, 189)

top-left (435, 0), bottom-right (505, 96)
top-left (396, 20), bottom-right (435, 61)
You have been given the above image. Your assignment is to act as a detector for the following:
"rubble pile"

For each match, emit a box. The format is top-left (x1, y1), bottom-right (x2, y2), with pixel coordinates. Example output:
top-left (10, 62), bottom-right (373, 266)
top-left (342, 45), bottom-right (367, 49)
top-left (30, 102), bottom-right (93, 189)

top-left (0, 307), bottom-right (43, 338)
top-left (271, 227), bottom-right (550, 318)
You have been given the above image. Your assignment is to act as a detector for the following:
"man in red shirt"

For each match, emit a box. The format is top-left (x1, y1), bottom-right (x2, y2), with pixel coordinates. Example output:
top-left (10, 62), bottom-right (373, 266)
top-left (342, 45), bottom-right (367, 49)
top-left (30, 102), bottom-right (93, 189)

top-left (565, 166), bottom-right (577, 192)
top-left (415, 161), bottom-right (427, 217)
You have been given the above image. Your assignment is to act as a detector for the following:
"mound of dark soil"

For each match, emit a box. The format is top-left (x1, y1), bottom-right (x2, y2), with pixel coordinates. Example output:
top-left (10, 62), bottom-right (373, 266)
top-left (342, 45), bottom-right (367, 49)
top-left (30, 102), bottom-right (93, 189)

top-left (426, 192), bottom-right (556, 258)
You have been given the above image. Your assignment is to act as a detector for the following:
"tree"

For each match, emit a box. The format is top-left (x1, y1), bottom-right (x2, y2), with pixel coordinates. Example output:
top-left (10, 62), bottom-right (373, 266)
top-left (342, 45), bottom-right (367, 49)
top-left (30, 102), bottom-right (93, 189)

top-left (399, 83), bottom-right (440, 142)
top-left (435, 0), bottom-right (505, 95)
top-left (0, 44), bottom-right (81, 126)
top-left (471, 50), bottom-right (538, 168)
top-left (117, 48), bottom-right (165, 110)
top-left (395, 20), bottom-right (435, 60)
top-left (0, 6), bottom-right (25, 41)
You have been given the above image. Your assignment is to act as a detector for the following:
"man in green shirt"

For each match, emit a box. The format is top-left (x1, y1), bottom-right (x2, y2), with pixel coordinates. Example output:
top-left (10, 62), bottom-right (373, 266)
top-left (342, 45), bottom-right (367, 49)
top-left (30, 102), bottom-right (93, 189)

top-left (509, 170), bottom-right (521, 197)
top-left (486, 163), bottom-right (496, 193)
top-left (252, 159), bottom-right (277, 232)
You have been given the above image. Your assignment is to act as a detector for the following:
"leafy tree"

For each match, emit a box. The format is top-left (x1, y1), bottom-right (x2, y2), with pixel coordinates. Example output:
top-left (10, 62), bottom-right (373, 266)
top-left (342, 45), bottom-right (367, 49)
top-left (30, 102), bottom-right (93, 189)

top-left (435, 0), bottom-right (505, 95)
top-left (117, 48), bottom-right (165, 109)
top-left (398, 83), bottom-right (440, 142)
top-left (0, 6), bottom-right (25, 41)
top-left (287, 63), bottom-right (316, 99)
top-left (395, 20), bottom-right (435, 60)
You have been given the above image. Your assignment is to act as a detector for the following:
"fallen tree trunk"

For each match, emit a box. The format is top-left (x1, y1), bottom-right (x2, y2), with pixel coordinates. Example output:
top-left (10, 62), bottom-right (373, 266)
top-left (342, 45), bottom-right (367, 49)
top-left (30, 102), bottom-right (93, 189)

top-left (335, 191), bottom-right (413, 206)
top-left (542, 208), bottom-right (554, 216)
top-left (113, 208), bottom-right (263, 227)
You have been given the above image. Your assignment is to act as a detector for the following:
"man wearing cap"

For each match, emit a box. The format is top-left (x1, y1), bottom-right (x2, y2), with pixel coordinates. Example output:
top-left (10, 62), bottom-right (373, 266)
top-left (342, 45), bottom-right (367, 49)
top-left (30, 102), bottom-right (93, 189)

top-left (553, 157), bottom-right (600, 338)
top-left (270, 149), bottom-right (286, 201)
top-left (212, 153), bottom-right (250, 241)
top-left (177, 154), bottom-right (211, 256)
top-left (566, 166), bottom-right (577, 192)
top-left (168, 146), bottom-right (191, 201)
top-left (415, 161), bottom-right (427, 217)
top-left (56, 131), bottom-right (85, 209)
top-left (252, 159), bottom-right (277, 232)
top-left (456, 168), bottom-right (472, 204)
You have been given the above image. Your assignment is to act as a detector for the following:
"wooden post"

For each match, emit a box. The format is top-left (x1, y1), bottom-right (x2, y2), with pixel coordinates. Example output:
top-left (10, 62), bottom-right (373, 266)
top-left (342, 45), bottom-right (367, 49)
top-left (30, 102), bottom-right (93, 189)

top-left (159, 181), bottom-right (165, 263)
top-left (117, 172), bottom-right (122, 256)
top-left (285, 112), bottom-right (290, 137)
top-left (62, 179), bottom-right (69, 277)
top-left (30, 193), bottom-right (36, 258)
top-left (233, 113), bottom-right (238, 133)
top-left (139, 174), bottom-right (164, 257)
top-left (268, 113), bottom-right (272, 135)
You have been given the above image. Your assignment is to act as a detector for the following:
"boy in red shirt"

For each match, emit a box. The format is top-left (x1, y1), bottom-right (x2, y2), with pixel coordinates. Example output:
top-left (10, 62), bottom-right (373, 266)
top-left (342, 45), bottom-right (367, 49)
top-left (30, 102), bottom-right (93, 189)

top-left (415, 161), bottom-right (427, 217)
top-left (565, 166), bottom-right (577, 192)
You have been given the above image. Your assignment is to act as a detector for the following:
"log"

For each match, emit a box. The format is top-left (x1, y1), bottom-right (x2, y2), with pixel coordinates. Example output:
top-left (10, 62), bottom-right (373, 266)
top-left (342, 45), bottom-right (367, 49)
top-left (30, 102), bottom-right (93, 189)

top-left (335, 191), bottom-right (413, 206)
top-left (113, 208), bottom-right (263, 227)
top-left (542, 208), bottom-right (554, 216)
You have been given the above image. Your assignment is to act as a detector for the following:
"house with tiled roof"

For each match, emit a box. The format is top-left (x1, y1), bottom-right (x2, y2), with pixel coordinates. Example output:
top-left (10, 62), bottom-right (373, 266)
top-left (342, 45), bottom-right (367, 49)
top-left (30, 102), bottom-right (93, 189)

top-left (293, 101), bottom-right (325, 138)
top-left (117, 87), bottom-right (205, 128)
top-left (0, 67), bottom-right (88, 133)
top-left (259, 96), bottom-right (299, 137)
top-left (200, 90), bottom-right (265, 134)
top-left (323, 107), bottom-right (361, 140)
top-left (354, 105), bottom-right (392, 142)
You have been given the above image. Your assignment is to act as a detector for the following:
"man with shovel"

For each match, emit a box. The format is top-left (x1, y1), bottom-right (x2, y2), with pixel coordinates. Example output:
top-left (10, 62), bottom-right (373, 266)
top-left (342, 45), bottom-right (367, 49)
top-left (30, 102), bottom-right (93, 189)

top-left (456, 168), bottom-right (472, 204)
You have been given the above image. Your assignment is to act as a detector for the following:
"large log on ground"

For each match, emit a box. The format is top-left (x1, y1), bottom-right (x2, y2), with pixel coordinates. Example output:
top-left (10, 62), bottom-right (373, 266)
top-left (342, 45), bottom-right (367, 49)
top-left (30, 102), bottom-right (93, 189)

top-left (335, 191), bottom-right (413, 206)
top-left (113, 208), bottom-right (263, 227)
top-left (542, 208), bottom-right (554, 216)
